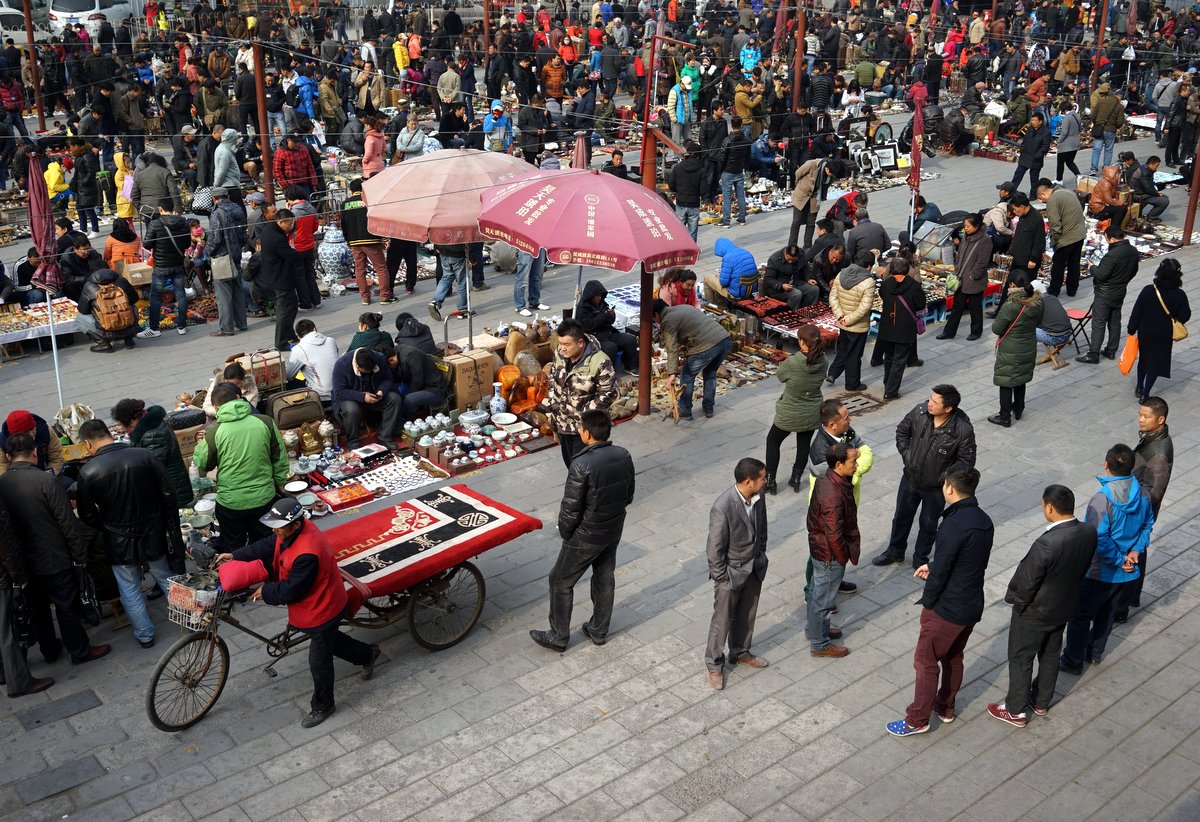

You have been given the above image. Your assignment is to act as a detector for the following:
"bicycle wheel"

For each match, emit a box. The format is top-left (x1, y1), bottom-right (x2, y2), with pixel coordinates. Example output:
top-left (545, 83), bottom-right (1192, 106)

top-left (408, 561), bottom-right (485, 651)
top-left (146, 632), bottom-right (230, 732)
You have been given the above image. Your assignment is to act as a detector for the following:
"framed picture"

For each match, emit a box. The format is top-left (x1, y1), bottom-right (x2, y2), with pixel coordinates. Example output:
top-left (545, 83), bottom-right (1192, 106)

top-left (872, 143), bottom-right (900, 171)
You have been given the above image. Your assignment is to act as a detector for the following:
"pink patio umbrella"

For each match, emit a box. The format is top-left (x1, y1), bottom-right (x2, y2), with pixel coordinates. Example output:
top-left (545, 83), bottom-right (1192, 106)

top-left (477, 168), bottom-right (700, 416)
top-left (361, 148), bottom-right (533, 243)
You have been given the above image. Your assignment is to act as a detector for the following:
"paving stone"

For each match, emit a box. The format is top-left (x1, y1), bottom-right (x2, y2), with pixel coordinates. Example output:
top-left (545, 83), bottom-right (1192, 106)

top-left (295, 773), bottom-right (390, 821)
top-left (781, 769), bottom-right (865, 819)
top-left (15, 689), bottom-right (102, 731)
top-left (602, 755), bottom-right (687, 809)
top-left (415, 782), bottom-right (505, 822)
top-left (239, 773), bottom-right (332, 822)
top-left (63, 796), bottom-right (136, 822)
top-left (74, 761), bottom-right (157, 807)
top-left (427, 746), bottom-right (513, 794)
top-left (354, 779), bottom-right (445, 822)
top-left (966, 781), bottom-right (1048, 822)
top-left (180, 768), bottom-right (274, 819)
top-left (124, 762), bottom-right (215, 814)
top-left (15, 755), bottom-right (106, 805)
top-left (260, 735), bottom-right (348, 784)
top-left (552, 789), bottom-right (626, 822)
top-left (481, 786), bottom-right (565, 822)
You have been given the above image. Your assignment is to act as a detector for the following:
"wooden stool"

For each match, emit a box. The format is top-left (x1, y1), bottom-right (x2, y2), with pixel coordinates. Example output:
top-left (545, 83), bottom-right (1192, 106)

top-left (1039, 342), bottom-right (1069, 369)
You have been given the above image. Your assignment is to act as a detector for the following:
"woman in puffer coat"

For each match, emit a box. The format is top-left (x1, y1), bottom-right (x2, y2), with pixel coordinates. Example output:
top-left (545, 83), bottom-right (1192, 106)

top-left (764, 324), bottom-right (826, 495)
top-left (826, 249), bottom-right (877, 391)
top-left (110, 399), bottom-right (193, 510)
top-left (989, 277), bottom-right (1044, 428)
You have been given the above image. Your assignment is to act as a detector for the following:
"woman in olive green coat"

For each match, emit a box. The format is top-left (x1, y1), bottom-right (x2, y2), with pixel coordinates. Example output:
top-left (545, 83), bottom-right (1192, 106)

top-left (989, 280), bottom-right (1044, 427)
top-left (765, 325), bottom-right (827, 493)
top-left (111, 399), bottom-right (193, 508)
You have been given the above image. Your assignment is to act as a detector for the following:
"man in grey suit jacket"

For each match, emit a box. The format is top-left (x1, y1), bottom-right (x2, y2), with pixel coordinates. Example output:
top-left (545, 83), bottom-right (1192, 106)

top-left (705, 458), bottom-right (771, 690)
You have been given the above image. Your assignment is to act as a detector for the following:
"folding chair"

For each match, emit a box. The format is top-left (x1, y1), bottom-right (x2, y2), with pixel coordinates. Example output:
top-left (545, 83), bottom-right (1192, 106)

top-left (1066, 308), bottom-right (1092, 354)
top-left (1039, 342), bottom-right (1070, 369)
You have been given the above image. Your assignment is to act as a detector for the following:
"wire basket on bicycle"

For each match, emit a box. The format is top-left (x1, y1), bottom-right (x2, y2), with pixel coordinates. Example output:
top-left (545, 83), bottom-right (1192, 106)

top-left (167, 571), bottom-right (226, 632)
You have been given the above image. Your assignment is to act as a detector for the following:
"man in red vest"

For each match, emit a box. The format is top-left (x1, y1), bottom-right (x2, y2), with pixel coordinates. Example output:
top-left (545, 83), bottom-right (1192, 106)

top-left (218, 498), bottom-right (380, 728)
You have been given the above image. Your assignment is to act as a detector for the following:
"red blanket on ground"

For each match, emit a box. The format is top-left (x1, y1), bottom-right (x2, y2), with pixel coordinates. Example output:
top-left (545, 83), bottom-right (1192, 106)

top-left (325, 484), bottom-right (541, 614)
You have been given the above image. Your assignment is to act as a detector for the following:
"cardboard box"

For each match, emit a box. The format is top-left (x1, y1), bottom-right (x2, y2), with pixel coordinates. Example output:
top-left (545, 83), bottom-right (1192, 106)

top-left (1076, 176), bottom-right (1099, 194)
top-left (445, 348), bottom-right (499, 411)
top-left (449, 332), bottom-right (506, 354)
top-left (235, 350), bottom-right (287, 393)
top-left (174, 424), bottom-right (204, 462)
top-left (533, 340), bottom-right (554, 366)
top-left (115, 260), bottom-right (153, 288)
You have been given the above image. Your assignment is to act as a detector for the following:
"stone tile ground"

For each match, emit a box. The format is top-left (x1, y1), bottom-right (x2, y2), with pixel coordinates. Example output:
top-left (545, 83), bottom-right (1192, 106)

top-left (2, 135), bottom-right (1199, 820)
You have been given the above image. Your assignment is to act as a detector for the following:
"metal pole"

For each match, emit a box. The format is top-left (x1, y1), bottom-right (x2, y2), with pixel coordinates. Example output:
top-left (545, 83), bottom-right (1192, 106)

top-left (23, 0), bottom-right (46, 131)
top-left (482, 0), bottom-right (491, 59)
top-left (773, 0), bottom-right (791, 56)
top-left (638, 34), bottom-right (694, 190)
top-left (929, 0), bottom-right (939, 34)
top-left (1091, 0), bottom-right (1110, 92)
top-left (1182, 145), bottom-right (1200, 245)
top-left (637, 262), bottom-right (651, 416)
top-left (43, 290), bottom-right (65, 411)
top-left (792, 8), bottom-right (807, 111)
top-left (253, 39), bottom-right (276, 203)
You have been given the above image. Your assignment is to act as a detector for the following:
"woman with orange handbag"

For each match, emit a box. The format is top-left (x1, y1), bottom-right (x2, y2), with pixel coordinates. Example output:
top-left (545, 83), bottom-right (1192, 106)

top-left (1127, 259), bottom-right (1192, 401)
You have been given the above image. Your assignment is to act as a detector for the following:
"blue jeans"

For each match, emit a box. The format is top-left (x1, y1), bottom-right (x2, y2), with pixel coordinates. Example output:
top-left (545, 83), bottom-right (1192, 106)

top-left (807, 559), bottom-right (845, 650)
top-left (268, 111), bottom-right (287, 148)
top-left (402, 389), bottom-right (446, 420)
top-left (720, 172), bottom-right (746, 225)
top-left (1062, 577), bottom-right (1120, 668)
top-left (1036, 328), bottom-right (1070, 346)
top-left (434, 254), bottom-right (468, 311)
top-left (4, 109), bottom-right (29, 141)
top-left (678, 336), bottom-right (731, 416)
top-left (111, 557), bottom-right (174, 644)
top-left (513, 250), bottom-right (543, 309)
top-left (1149, 103), bottom-right (1164, 142)
top-left (675, 205), bottom-right (699, 242)
top-left (149, 266), bottom-right (188, 330)
top-left (1090, 131), bottom-right (1116, 171)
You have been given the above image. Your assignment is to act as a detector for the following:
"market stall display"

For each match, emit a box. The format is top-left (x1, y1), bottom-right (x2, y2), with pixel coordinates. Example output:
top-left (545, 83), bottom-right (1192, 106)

top-left (0, 298), bottom-right (81, 344)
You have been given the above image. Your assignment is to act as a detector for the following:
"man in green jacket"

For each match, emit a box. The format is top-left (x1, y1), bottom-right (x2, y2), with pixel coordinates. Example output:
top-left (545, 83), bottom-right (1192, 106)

top-left (1036, 183), bottom-right (1086, 297)
top-left (193, 383), bottom-right (290, 548)
top-left (653, 300), bottom-right (732, 421)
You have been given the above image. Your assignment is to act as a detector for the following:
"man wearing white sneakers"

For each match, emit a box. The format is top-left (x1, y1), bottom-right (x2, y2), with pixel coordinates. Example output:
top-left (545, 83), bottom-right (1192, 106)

top-left (138, 198), bottom-right (193, 338)
top-left (513, 249), bottom-right (550, 317)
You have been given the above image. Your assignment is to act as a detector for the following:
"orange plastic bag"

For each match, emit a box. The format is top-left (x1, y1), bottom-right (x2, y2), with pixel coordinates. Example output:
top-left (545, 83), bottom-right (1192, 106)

top-left (1118, 334), bottom-right (1139, 376)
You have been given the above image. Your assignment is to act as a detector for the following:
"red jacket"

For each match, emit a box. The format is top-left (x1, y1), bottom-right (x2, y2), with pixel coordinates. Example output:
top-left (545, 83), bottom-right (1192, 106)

top-left (273, 145), bottom-right (318, 191)
top-left (0, 82), bottom-right (22, 112)
top-left (806, 470), bottom-right (860, 566)
top-left (234, 520), bottom-right (348, 629)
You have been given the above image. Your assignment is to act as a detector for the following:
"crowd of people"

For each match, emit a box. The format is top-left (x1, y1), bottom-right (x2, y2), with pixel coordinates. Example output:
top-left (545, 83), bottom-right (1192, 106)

top-left (0, 0), bottom-right (1195, 766)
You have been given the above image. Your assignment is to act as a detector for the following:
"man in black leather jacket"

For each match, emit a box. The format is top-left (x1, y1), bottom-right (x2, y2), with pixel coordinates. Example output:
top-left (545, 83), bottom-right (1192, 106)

top-left (74, 419), bottom-right (184, 651)
top-left (530, 410), bottom-right (636, 652)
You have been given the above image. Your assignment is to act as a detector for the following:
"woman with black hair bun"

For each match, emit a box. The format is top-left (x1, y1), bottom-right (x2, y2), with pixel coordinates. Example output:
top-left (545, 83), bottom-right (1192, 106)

top-left (1127, 259), bottom-right (1192, 401)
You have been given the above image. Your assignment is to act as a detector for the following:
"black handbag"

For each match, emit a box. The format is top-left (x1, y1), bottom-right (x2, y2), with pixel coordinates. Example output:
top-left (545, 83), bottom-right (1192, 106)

top-left (76, 567), bottom-right (102, 627)
top-left (10, 588), bottom-right (35, 649)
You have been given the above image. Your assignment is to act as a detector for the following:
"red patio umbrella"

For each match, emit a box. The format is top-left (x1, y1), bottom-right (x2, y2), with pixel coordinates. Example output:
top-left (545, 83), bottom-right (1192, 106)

top-left (360, 148), bottom-right (533, 243)
top-left (26, 150), bottom-right (66, 409)
top-left (477, 168), bottom-right (700, 416)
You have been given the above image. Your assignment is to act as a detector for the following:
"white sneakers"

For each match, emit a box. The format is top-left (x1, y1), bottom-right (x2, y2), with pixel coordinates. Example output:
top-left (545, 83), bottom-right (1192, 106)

top-left (177, 327), bottom-right (187, 335)
top-left (533, 303), bottom-right (550, 311)
top-left (137, 328), bottom-right (161, 339)
top-left (517, 308), bottom-right (533, 317)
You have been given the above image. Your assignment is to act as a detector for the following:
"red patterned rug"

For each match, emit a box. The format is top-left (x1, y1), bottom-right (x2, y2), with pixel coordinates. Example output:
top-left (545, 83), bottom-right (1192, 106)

top-left (326, 484), bottom-right (541, 610)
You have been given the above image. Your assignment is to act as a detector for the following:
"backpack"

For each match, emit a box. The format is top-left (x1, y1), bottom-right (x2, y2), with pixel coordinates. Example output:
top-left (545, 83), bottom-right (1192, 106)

top-left (93, 282), bottom-right (135, 332)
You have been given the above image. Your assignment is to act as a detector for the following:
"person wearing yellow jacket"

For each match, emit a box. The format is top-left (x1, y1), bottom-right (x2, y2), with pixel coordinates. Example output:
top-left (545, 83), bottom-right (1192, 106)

top-left (805, 398), bottom-right (875, 599)
top-left (44, 159), bottom-right (71, 215)
top-left (114, 153), bottom-right (136, 222)
top-left (392, 37), bottom-right (410, 72)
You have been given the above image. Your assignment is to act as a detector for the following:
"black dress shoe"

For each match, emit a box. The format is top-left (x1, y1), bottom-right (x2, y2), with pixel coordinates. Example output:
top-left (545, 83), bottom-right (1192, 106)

top-left (1101, 351), bottom-right (1117, 361)
top-left (838, 581), bottom-right (858, 593)
top-left (966, 334), bottom-right (982, 341)
top-left (529, 630), bottom-right (567, 652)
top-left (871, 552), bottom-right (904, 567)
top-left (908, 359), bottom-right (924, 367)
top-left (882, 392), bottom-right (900, 401)
top-left (1013, 409), bottom-right (1023, 421)
top-left (988, 414), bottom-right (1012, 427)
top-left (846, 383), bottom-right (868, 391)
top-left (581, 623), bottom-right (606, 646)
top-left (301, 706), bottom-right (336, 728)
top-left (1076, 353), bottom-right (1100, 364)
top-left (935, 333), bottom-right (954, 340)
top-left (764, 478), bottom-right (778, 495)
top-left (362, 645), bottom-right (382, 680)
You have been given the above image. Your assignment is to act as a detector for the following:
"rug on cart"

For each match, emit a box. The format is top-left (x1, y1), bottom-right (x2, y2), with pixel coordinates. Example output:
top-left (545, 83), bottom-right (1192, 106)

top-left (328, 484), bottom-right (542, 609)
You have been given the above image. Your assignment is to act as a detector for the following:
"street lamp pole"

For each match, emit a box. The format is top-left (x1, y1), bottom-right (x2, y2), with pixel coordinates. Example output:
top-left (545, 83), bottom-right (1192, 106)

top-left (23, 0), bottom-right (46, 131)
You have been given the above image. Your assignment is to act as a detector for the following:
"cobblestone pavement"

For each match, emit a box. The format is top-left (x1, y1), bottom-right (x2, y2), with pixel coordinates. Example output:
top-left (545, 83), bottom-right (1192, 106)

top-left (2, 139), bottom-right (1199, 821)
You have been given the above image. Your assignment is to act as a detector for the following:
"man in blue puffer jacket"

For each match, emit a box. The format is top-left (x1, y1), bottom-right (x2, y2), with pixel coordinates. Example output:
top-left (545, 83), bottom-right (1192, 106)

top-left (705, 237), bottom-right (759, 304)
top-left (1061, 443), bottom-right (1154, 675)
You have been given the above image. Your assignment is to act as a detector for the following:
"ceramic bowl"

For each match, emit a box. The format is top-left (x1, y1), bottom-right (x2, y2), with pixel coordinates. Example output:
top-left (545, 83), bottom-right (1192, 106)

top-left (296, 492), bottom-right (319, 507)
top-left (284, 480), bottom-right (308, 494)
top-left (491, 430), bottom-right (508, 443)
top-left (491, 412), bottom-right (518, 426)
top-left (194, 498), bottom-right (217, 516)
top-left (460, 410), bottom-right (489, 428)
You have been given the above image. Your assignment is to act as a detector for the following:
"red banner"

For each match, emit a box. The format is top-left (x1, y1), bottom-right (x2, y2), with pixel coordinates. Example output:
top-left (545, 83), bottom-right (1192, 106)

top-left (907, 82), bottom-right (928, 194)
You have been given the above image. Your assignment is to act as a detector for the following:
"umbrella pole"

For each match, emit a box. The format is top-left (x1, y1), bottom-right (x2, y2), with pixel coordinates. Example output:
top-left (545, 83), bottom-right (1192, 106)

top-left (44, 291), bottom-right (65, 411)
top-left (575, 264), bottom-right (584, 307)
top-left (638, 263), bottom-right (652, 416)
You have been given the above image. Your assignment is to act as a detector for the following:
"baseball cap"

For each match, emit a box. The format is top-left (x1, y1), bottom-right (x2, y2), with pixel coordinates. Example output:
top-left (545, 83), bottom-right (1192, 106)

top-left (211, 186), bottom-right (228, 198)
top-left (181, 125), bottom-right (197, 136)
top-left (996, 181), bottom-right (1014, 192)
top-left (680, 75), bottom-right (692, 88)
top-left (259, 497), bottom-right (305, 528)
top-left (5, 410), bottom-right (35, 435)
top-left (247, 192), bottom-right (266, 204)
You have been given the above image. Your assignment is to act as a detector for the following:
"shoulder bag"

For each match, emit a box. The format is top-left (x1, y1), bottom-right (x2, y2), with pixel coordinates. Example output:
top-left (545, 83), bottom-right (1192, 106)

top-left (896, 294), bottom-right (926, 335)
top-left (1154, 286), bottom-right (1189, 341)
top-left (994, 303), bottom-right (1027, 349)
top-left (210, 254), bottom-right (236, 282)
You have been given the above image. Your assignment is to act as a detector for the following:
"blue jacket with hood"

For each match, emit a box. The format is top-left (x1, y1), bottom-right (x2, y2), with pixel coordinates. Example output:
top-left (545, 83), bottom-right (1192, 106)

top-left (1084, 474), bottom-right (1154, 583)
top-left (483, 99), bottom-right (513, 151)
top-left (714, 237), bottom-right (758, 299)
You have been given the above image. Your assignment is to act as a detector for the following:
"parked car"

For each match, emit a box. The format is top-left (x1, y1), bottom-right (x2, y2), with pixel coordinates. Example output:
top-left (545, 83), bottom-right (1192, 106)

top-left (46, 0), bottom-right (132, 37)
